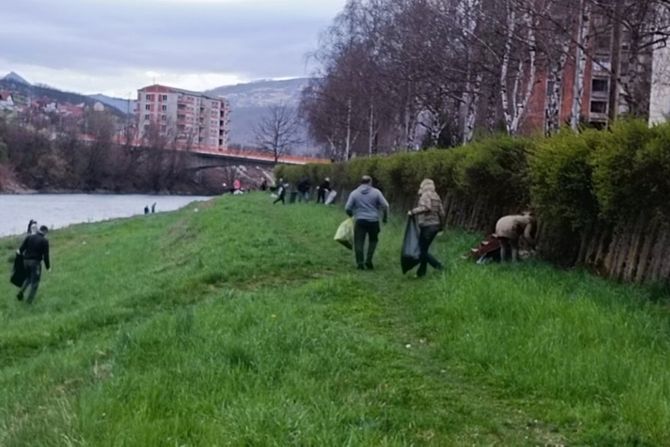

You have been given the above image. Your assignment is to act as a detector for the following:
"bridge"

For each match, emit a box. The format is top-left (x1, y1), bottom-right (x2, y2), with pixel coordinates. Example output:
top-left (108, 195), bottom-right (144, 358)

top-left (185, 149), bottom-right (330, 172)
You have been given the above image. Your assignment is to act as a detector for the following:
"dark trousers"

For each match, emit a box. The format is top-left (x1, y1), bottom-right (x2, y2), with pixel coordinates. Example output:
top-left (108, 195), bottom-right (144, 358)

top-left (354, 220), bottom-right (380, 267)
top-left (317, 189), bottom-right (328, 203)
top-left (417, 224), bottom-right (442, 277)
top-left (20, 259), bottom-right (42, 303)
top-left (273, 193), bottom-right (285, 204)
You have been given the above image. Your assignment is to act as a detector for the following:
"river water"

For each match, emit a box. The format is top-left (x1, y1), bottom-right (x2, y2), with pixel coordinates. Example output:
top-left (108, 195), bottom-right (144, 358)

top-left (0, 194), bottom-right (212, 237)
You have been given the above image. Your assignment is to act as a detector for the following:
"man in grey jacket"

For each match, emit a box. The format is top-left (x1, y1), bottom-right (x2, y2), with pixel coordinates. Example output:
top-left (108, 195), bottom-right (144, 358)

top-left (345, 175), bottom-right (390, 270)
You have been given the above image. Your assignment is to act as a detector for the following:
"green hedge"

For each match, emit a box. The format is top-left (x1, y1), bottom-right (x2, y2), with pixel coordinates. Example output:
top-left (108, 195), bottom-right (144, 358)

top-left (278, 120), bottom-right (670, 229)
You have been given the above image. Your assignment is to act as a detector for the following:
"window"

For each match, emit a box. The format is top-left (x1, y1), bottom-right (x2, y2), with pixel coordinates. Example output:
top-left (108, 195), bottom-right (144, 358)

top-left (590, 101), bottom-right (608, 114)
top-left (144, 114), bottom-right (150, 120)
top-left (161, 105), bottom-right (167, 111)
top-left (161, 115), bottom-right (167, 121)
top-left (162, 95), bottom-right (168, 101)
top-left (595, 32), bottom-right (611, 52)
top-left (145, 104), bottom-right (151, 111)
top-left (592, 79), bottom-right (609, 93)
top-left (146, 94), bottom-right (154, 101)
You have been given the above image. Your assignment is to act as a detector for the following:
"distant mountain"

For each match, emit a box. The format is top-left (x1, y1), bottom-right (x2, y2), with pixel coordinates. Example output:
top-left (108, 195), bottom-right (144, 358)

top-left (206, 78), bottom-right (313, 150)
top-left (2, 71), bottom-right (30, 85)
top-left (89, 94), bottom-right (136, 115)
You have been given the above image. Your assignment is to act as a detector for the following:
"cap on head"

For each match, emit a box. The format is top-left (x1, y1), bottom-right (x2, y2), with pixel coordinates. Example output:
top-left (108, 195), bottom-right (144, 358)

top-left (361, 175), bottom-right (372, 184)
top-left (38, 225), bottom-right (48, 234)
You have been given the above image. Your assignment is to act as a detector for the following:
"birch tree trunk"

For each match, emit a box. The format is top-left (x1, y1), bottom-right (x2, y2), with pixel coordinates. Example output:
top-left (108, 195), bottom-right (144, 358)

top-left (570, 0), bottom-right (592, 131)
top-left (545, 48), bottom-right (569, 135)
top-left (463, 73), bottom-right (482, 143)
top-left (500, 2), bottom-right (517, 134)
top-left (345, 97), bottom-right (352, 160)
top-left (510, 11), bottom-right (537, 133)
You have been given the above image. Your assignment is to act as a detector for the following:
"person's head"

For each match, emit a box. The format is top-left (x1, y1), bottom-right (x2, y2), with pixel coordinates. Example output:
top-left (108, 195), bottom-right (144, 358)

top-left (418, 178), bottom-right (436, 195)
top-left (325, 177), bottom-right (330, 182)
top-left (361, 175), bottom-right (372, 185)
top-left (38, 225), bottom-right (48, 235)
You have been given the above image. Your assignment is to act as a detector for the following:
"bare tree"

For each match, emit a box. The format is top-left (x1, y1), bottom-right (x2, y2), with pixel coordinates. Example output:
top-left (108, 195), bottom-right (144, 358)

top-left (255, 103), bottom-right (303, 163)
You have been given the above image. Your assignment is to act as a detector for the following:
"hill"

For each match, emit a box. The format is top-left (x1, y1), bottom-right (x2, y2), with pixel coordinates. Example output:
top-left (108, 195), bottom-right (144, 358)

top-left (206, 78), bottom-right (313, 150)
top-left (88, 93), bottom-right (136, 115)
top-left (0, 72), bottom-right (126, 118)
top-left (1, 194), bottom-right (670, 445)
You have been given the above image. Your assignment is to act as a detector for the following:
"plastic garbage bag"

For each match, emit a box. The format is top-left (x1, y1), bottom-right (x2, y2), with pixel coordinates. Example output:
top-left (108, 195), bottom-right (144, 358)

top-left (325, 190), bottom-right (337, 205)
top-left (401, 216), bottom-right (421, 273)
top-left (10, 252), bottom-right (26, 287)
top-left (334, 218), bottom-right (354, 250)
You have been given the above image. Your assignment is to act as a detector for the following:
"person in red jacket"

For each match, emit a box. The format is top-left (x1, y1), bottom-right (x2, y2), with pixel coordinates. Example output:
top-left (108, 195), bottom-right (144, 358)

top-left (17, 225), bottom-right (51, 304)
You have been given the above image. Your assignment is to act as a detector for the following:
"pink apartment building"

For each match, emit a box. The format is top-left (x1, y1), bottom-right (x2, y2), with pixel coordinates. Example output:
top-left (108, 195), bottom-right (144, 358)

top-left (136, 84), bottom-right (230, 152)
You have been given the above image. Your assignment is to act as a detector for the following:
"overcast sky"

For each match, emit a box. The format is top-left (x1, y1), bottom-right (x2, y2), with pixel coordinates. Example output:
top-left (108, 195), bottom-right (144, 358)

top-left (0, 0), bottom-right (345, 97)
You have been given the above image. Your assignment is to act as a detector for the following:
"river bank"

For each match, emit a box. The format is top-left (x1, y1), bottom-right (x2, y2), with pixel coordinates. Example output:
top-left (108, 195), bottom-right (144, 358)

top-left (0, 193), bottom-right (212, 237)
top-left (1, 194), bottom-right (669, 445)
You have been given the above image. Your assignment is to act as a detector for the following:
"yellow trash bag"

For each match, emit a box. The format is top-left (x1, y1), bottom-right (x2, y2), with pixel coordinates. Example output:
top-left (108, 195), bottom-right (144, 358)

top-left (334, 218), bottom-right (354, 250)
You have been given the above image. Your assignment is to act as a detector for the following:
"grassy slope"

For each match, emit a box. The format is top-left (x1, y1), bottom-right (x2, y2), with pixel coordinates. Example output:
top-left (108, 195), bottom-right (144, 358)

top-left (1, 194), bottom-right (670, 446)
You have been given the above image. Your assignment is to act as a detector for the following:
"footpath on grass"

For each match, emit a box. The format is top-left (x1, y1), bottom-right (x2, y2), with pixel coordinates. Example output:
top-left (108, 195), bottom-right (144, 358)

top-left (1, 193), bottom-right (669, 445)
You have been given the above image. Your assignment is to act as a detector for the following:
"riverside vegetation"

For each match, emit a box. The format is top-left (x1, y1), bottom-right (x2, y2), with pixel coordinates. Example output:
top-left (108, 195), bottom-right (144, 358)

top-left (1, 194), bottom-right (670, 445)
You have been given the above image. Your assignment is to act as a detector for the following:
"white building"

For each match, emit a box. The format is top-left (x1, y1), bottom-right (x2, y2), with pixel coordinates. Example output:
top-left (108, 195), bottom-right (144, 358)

top-left (136, 84), bottom-right (230, 152)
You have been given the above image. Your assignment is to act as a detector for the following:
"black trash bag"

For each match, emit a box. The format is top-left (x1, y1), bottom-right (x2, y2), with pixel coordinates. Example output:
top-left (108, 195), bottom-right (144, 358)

top-left (10, 252), bottom-right (26, 288)
top-left (401, 216), bottom-right (421, 274)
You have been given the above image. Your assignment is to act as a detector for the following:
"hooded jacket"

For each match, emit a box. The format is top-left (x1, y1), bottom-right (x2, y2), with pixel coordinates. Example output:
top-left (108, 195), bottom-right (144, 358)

top-left (345, 184), bottom-right (389, 222)
top-left (494, 214), bottom-right (535, 243)
top-left (411, 179), bottom-right (445, 228)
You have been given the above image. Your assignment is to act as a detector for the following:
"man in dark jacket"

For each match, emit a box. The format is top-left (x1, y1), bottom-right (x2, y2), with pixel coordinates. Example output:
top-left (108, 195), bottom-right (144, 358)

top-left (17, 225), bottom-right (51, 304)
top-left (317, 177), bottom-right (331, 204)
top-left (345, 175), bottom-right (389, 270)
top-left (297, 177), bottom-right (311, 202)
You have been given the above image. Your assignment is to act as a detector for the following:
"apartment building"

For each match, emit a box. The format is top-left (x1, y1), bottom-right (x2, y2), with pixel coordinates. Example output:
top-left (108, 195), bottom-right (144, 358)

top-left (521, 3), bottom-right (654, 133)
top-left (136, 84), bottom-right (229, 152)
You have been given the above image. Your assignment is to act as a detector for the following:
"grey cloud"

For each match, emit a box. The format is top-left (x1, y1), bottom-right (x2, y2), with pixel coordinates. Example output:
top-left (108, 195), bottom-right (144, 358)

top-left (1, 0), bottom-right (341, 80)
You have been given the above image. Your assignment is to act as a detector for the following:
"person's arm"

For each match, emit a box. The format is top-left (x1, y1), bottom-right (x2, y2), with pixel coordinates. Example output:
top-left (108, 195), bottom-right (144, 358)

top-left (19, 236), bottom-right (28, 255)
top-left (523, 221), bottom-right (536, 248)
top-left (379, 192), bottom-right (390, 223)
top-left (43, 240), bottom-right (50, 270)
top-left (345, 192), bottom-right (355, 217)
top-left (410, 193), bottom-right (431, 216)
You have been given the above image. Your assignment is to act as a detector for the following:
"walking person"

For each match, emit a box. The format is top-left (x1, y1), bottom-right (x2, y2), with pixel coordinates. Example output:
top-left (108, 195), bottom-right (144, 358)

top-left (408, 179), bottom-right (445, 277)
top-left (345, 175), bottom-right (389, 270)
top-left (317, 177), bottom-right (331, 204)
top-left (17, 225), bottom-right (51, 304)
top-left (273, 178), bottom-right (287, 205)
top-left (297, 177), bottom-right (311, 202)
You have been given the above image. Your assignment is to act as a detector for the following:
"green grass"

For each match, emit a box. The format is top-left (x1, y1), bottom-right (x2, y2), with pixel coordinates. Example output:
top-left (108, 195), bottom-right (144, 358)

top-left (1, 193), bottom-right (670, 446)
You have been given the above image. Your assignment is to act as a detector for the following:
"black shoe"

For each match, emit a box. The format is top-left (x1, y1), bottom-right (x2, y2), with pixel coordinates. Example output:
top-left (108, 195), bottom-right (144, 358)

top-left (365, 262), bottom-right (374, 270)
top-left (357, 264), bottom-right (365, 270)
top-left (16, 291), bottom-right (23, 301)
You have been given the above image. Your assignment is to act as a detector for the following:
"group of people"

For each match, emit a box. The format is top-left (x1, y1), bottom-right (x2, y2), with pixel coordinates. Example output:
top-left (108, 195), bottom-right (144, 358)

top-left (144, 203), bottom-right (157, 215)
top-left (344, 175), bottom-right (536, 275)
top-left (344, 175), bottom-right (445, 276)
top-left (272, 177), bottom-right (334, 205)
top-left (14, 219), bottom-right (51, 304)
